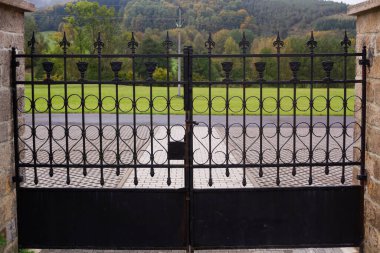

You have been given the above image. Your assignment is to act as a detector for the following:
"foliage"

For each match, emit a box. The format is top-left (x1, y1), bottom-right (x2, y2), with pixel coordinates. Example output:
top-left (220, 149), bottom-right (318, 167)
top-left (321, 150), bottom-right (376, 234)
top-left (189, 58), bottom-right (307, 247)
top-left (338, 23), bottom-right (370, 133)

top-left (25, 1), bottom-right (357, 86)
top-left (31, 0), bottom-right (353, 36)
top-left (0, 233), bottom-right (5, 247)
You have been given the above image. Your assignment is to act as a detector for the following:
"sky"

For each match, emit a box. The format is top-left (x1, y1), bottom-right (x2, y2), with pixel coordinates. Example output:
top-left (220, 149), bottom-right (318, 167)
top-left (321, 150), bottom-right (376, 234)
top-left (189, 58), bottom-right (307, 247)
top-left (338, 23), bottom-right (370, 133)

top-left (331, 0), bottom-right (366, 4)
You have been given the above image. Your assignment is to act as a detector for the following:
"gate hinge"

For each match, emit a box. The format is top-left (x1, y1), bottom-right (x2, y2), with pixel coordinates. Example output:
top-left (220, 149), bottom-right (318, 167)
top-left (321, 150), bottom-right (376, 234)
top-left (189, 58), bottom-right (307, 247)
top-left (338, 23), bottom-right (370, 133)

top-left (359, 59), bottom-right (370, 67)
top-left (12, 175), bottom-right (23, 183)
top-left (356, 173), bottom-right (367, 182)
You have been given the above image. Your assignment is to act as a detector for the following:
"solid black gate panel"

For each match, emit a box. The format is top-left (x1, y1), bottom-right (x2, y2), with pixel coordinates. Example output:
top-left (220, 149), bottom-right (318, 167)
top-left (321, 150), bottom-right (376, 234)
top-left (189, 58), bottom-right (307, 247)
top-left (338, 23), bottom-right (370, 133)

top-left (192, 186), bottom-right (363, 249)
top-left (18, 188), bottom-right (187, 249)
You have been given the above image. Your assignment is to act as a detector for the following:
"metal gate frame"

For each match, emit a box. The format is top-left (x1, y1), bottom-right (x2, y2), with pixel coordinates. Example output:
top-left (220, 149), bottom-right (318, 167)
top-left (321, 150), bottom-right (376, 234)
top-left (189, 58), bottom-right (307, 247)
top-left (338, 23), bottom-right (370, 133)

top-left (11, 31), bottom-right (368, 251)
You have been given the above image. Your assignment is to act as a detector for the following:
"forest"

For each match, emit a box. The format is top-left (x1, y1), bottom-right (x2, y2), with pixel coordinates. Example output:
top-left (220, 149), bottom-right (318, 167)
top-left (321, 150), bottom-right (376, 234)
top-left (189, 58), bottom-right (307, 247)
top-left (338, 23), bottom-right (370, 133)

top-left (25, 0), bottom-right (357, 86)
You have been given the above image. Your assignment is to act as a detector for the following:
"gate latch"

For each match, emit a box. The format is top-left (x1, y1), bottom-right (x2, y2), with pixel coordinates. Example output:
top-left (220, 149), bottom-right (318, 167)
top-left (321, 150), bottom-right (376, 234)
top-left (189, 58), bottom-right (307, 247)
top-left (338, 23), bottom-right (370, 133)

top-left (12, 175), bottom-right (23, 183)
top-left (168, 141), bottom-right (185, 160)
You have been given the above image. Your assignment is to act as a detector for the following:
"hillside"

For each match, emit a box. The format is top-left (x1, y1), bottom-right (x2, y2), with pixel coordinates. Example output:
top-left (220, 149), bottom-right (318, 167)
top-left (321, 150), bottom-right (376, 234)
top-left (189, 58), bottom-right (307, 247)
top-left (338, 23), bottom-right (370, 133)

top-left (31, 0), bottom-right (355, 36)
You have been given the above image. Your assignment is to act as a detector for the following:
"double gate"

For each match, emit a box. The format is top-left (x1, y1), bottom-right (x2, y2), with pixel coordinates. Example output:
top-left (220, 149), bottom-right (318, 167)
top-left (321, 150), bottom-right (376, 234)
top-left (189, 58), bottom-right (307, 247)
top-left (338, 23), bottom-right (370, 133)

top-left (12, 31), bottom-right (367, 251)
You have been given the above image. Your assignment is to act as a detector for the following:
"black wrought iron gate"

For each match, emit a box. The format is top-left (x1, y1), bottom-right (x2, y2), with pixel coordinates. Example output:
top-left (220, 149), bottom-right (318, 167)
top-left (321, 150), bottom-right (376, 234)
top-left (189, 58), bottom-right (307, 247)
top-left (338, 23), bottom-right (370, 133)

top-left (12, 31), bottom-right (367, 251)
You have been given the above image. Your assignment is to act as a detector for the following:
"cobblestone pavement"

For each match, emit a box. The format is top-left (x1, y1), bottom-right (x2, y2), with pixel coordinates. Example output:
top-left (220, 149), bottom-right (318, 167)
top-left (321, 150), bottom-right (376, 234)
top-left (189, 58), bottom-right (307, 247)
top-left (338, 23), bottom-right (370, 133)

top-left (222, 127), bottom-right (356, 187)
top-left (22, 124), bottom-right (357, 188)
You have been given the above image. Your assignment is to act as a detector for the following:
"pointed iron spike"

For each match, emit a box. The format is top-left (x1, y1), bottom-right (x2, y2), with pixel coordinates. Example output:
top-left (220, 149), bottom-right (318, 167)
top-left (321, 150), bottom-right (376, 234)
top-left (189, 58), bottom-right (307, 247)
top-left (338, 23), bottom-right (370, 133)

top-left (307, 31), bottom-right (318, 51)
top-left (208, 178), bottom-right (213, 187)
top-left (28, 31), bottom-right (37, 53)
top-left (242, 177), bottom-right (247, 187)
top-left (226, 168), bottom-right (230, 177)
top-left (325, 167), bottom-right (329, 175)
top-left (162, 30), bottom-right (174, 50)
top-left (167, 177), bottom-right (172, 186)
top-left (49, 168), bottom-right (53, 177)
top-left (205, 32), bottom-right (215, 52)
top-left (116, 168), bottom-right (120, 176)
top-left (273, 31), bottom-right (284, 50)
top-left (308, 177), bottom-right (313, 185)
top-left (59, 31), bottom-right (70, 50)
top-left (66, 176), bottom-right (70, 185)
top-left (134, 176), bottom-right (138, 186)
top-left (341, 30), bottom-right (352, 50)
top-left (34, 176), bottom-right (38, 185)
top-left (239, 31), bottom-right (250, 51)
top-left (276, 178), bottom-right (280, 186)
top-left (292, 167), bottom-right (296, 176)
top-left (341, 175), bottom-right (345, 184)
top-left (94, 32), bottom-right (105, 52)
top-left (128, 32), bottom-right (139, 52)
top-left (259, 168), bottom-right (263, 177)
top-left (83, 168), bottom-right (87, 177)
top-left (100, 177), bottom-right (105, 186)
top-left (150, 167), bottom-right (155, 177)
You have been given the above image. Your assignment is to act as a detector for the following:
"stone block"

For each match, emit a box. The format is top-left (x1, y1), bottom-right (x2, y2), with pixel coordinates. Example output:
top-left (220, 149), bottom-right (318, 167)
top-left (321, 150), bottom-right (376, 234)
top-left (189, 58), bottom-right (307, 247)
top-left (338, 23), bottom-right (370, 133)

top-left (0, 142), bottom-right (12, 169)
top-left (367, 153), bottom-right (380, 181)
top-left (0, 88), bottom-right (12, 122)
top-left (367, 102), bottom-right (380, 127)
top-left (356, 11), bottom-right (380, 34)
top-left (365, 198), bottom-right (380, 232)
top-left (364, 221), bottom-right (380, 253)
top-left (368, 56), bottom-right (380, 79)
top-left (0, 5), bottom-right (24, 34)
top-left (367, 178), bottom-right (380, 205)
top-left (366, 126), bottom-right (380, 155)
top-left (0, 121), bottom-right (10, 143)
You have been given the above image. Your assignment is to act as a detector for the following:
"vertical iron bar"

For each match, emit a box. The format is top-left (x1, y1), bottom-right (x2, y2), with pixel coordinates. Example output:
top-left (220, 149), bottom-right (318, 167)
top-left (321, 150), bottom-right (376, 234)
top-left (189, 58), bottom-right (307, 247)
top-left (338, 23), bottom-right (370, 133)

top-left (292, 74), bottom-right (297, 176)
top-left (359, 46), bottom-right (368, 184)
top-left (81, 68), bottom-right (87, 176)
top-left (47, 67), bottom-right (53, 177)
top-left (225, 71), bottom-right (230, 178)
top-left (208, 46), bottom-right (213, 186)
top-left (166, 43), bottom-right (171, 186)
top-left (259, 71), bottom-right (264, 178)
top-left (342, 49), bottom-right (348, 184)
top-left (326, 71), bottom-right (331, 176)
top-left (309, 50), bottom-right (314, 185)
top-left (11, 48), bottom-right (21, 186)
top-left (115, 66), bottom-right (120, 176)
top-left (63, 41), bottom-right (70, 185)
top-left (132, 45), bottom-right (138, 186)
top-left (242, 51), bottom-right (247, 186)
top-left (30, 44), bottom-right (38, 185)
top-left (96, 37), bottom-right (104, 186)
top-left (184, 46), bottom-right (194, 253)
top-left (276, 46), bottom-right (281, 186)
top-left (149, 71), bottom-right (154, 178)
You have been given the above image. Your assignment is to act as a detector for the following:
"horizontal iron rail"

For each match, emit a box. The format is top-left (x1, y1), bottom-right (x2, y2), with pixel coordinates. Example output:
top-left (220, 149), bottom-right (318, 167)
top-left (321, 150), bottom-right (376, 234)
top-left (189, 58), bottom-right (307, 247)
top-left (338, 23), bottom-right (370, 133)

top-left (16, 80), bottom-right (362, 85)
top-left (18, 161), bottom-right (361, 169)
top-left (14, 52), bottom-right (362, 58)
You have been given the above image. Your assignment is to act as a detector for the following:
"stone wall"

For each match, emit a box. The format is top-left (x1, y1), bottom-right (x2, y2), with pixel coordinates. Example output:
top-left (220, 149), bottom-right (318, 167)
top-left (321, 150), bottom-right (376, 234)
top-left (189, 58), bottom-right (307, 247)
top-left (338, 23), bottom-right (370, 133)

top-left (0, 1), bottom-right (34, 253)
top-left (348, 2), bottom-right (380, 253)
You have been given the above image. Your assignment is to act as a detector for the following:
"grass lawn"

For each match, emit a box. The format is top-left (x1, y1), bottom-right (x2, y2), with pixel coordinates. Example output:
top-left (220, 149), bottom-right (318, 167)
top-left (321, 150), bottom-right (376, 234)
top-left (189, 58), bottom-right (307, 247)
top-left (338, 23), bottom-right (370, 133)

top-left (24, 85), bottom-right (356, 116)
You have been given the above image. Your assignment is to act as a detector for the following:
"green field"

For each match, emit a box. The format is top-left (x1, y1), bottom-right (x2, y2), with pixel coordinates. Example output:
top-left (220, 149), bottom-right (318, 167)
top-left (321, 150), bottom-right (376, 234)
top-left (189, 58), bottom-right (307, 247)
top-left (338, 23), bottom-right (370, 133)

top-left (23, 85), bottom-right (356, 116)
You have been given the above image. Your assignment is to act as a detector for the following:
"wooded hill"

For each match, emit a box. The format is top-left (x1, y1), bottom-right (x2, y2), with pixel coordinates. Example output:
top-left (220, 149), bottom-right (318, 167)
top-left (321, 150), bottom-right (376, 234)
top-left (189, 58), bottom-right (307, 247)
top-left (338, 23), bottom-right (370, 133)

top-left (32, 0), bottom-right (355, 36)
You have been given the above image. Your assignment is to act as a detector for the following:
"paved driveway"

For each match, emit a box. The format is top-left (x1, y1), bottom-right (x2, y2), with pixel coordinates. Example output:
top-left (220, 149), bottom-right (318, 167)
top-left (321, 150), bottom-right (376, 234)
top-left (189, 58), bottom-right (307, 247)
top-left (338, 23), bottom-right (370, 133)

top-left (21, 114), bottom-right (357, 188)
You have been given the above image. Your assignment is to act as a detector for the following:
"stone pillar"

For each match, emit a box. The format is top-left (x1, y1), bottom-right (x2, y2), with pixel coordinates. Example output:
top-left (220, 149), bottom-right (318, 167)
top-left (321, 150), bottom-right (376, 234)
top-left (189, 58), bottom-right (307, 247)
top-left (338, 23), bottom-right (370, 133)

top-left (348, 1), bottom-right (380, 253)
top-left (0, 1), bottom-right (34, 253)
